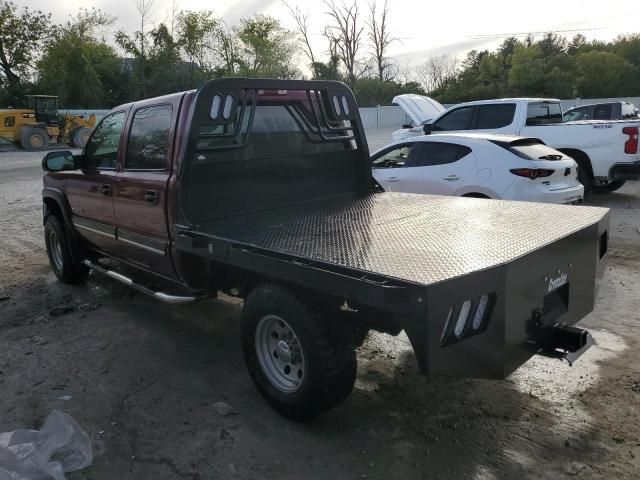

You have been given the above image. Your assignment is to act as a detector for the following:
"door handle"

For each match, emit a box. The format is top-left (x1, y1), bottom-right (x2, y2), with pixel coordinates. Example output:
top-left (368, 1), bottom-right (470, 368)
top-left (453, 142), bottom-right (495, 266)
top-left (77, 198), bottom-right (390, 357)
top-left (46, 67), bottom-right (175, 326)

top-left (144, 190), bottom-right (159, 204)
top-left (387, 177), bottom-right (401, 182)
top-left (443, 175), bottom-right (460, 181)
top-left (100, 184), bottom-right (112, 195)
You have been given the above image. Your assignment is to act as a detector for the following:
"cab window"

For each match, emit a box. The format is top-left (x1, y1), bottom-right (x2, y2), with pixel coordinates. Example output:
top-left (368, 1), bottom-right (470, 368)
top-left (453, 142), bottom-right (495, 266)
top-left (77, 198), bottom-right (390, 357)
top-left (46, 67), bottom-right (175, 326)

top-left (372, 144), bottom-right (414, 169)
top-left (475, 104), bottom-right (516, 129)
top-left (432, 106), bottom-right (474, 132)
top-left (564, 107), bottom-right (590, 122)
top-left (526, 102), bottom-right (563, 125)
top-left (410, 142), bottom-right (472, 167)
top-left (593, 104), bottom-right (612, 120)
top-left (84, 111), bottom-right (125, 169)
top-left (126, 105), bottom-right (172, 170)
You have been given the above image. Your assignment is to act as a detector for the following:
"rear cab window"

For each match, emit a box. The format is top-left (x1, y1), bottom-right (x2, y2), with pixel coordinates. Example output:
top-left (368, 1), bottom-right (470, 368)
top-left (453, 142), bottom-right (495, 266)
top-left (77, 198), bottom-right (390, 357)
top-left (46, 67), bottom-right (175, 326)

top-left (563, 106), bottom-right (590, 122)
top-left (526, 102), bottom-right (563, 126)
top-left (593, 104), bottom-right (612, 120)
top-left (196, 90), bottom-right (357, 160)
top-left (126, 104), bottom-right (173, 170)
top-left (475, 104), bottom-right (516, 129)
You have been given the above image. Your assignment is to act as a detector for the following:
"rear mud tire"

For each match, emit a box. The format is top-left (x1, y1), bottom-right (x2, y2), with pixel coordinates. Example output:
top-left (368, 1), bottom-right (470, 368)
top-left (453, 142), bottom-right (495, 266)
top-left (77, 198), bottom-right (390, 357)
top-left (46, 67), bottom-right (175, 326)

top-left (593, 180), bottom-right (625, 194)
top-left (44, 216), bottom-right (88, 284)
top-left (20, 127), bottom-right (49, 151)
top-left (577, 165), bottom-right (593, 195)
top-left (242, 284), bottom-right (357, 421)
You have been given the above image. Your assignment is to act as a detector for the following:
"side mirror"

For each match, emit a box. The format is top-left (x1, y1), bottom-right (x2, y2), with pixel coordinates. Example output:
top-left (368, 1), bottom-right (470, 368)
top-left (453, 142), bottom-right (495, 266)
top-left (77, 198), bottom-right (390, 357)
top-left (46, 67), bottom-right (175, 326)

top-left (42, 151), bottom-right (79, 172)
top-left (423, 124), bottom-right (433, 135)
top-left (402, 124), bottom-right (412, 129)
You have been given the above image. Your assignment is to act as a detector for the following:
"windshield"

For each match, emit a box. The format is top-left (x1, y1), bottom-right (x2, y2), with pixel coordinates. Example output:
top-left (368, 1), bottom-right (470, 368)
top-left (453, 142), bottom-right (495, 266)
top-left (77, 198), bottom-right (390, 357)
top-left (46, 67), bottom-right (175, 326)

top-left (526, 102), bottom-right (563, 126)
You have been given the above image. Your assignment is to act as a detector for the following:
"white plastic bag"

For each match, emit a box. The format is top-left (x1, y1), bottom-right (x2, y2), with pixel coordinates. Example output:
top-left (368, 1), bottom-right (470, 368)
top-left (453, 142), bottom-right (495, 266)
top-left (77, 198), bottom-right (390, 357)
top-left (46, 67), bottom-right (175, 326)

top-left (0, 410), bottom-right (92, 480)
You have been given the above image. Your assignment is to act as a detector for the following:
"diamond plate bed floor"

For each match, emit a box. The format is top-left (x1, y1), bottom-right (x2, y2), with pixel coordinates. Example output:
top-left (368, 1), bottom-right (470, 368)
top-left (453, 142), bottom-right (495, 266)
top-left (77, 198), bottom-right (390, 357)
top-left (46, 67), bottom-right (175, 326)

top-left (193, 192), bottom-right (608, 286)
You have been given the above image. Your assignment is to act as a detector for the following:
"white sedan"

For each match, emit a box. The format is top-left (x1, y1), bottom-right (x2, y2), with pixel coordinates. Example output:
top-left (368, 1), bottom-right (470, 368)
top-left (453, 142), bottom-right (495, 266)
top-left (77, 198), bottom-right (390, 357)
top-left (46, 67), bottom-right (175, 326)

top-left (371, 133), bottom-right (584, 204)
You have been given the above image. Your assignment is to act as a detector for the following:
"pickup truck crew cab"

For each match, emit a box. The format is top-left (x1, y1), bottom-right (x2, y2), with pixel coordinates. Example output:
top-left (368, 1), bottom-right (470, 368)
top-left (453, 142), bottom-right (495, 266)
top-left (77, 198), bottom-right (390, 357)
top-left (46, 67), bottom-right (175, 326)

top-left (392, 96), bottom-right (640, 193)
top-left (42, 79), bottom-right (609, 421)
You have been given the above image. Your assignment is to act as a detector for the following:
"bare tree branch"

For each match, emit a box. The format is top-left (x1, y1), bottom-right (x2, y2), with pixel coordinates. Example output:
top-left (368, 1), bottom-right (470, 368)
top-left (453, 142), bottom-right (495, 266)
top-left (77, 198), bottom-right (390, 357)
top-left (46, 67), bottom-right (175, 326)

top-left (323, 0), bottom-right (368, 85)
top-left (135, 0), bottom-right (154, 96)
top-left (282, 1), bottom-right (316, 66)
top-left (415, 54), bottom-right (459, 92)
top-left (367, 0), bottom-right (398, 81)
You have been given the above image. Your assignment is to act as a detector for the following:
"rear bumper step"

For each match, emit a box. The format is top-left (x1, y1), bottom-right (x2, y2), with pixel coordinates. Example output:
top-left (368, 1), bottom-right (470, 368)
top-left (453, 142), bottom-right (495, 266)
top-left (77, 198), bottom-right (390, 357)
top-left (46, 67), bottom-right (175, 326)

top-left (82, 260), bottom-right (208, 304)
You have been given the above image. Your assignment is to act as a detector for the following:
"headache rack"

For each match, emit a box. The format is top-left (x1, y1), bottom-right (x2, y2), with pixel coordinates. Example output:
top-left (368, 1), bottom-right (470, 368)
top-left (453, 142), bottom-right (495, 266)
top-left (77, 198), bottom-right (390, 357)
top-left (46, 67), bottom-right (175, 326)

top-left (176, 78), bottom-right (374, 228)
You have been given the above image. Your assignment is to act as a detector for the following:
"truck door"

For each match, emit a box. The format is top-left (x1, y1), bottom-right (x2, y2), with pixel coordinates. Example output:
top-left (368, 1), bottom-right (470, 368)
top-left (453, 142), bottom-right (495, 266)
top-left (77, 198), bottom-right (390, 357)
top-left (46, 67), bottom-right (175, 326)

top-left (114, 103), bottom-right (176, 278)
top-left (401, 142), bottom-right (476, 196)
top-left (65, 111), bottom-right (126, 252)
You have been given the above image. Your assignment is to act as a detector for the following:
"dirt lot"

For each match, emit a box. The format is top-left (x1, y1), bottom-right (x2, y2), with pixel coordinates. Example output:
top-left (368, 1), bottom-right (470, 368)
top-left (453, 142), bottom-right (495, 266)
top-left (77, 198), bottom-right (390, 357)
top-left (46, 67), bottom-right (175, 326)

top-left (1, 133), bottom-right (639, 480)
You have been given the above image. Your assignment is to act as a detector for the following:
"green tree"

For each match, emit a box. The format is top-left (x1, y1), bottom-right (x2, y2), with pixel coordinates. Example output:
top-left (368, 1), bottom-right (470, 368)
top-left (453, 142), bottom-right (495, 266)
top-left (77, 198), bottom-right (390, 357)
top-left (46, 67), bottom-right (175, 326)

top-left (507, 45), bottom-right (546, 96)
top-left (146, 23), bottom-right (185, 96)
top-left (575, 50), bottom-right (639, 97)
top-left (235, 15), bottom-right (299, 78)
top-left (0, 1), bottom-right (51, 103)
top-left (176, 10), bottom-right (219, 82)
top-left (37, 9), bottom-right (122, 108)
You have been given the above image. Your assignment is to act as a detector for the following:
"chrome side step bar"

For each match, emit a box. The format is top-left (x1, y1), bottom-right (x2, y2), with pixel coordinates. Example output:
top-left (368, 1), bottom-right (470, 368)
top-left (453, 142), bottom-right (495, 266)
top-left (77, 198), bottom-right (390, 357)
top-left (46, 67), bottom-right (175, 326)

top-left (82, 260), bottom-right (208, 304)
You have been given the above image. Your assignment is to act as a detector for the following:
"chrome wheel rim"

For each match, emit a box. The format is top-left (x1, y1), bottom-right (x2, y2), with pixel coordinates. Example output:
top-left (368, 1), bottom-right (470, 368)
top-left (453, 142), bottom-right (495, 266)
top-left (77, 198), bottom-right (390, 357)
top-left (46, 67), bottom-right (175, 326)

top-left (49, 230), bottom-right (63, 271)
top-left (255, 314), bottom-right (306, 393)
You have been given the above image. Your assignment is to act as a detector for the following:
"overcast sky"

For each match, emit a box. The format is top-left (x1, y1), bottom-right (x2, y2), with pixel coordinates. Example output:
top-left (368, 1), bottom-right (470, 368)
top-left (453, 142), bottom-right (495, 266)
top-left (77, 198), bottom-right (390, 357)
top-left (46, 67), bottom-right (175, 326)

top-left (17, 0), bottom-right (640, 68)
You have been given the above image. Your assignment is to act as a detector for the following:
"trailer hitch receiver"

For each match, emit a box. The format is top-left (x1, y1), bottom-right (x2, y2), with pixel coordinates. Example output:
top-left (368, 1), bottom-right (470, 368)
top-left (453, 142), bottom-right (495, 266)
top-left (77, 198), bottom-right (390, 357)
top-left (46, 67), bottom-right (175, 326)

top-left (549, 324), bottom-right (588, 352)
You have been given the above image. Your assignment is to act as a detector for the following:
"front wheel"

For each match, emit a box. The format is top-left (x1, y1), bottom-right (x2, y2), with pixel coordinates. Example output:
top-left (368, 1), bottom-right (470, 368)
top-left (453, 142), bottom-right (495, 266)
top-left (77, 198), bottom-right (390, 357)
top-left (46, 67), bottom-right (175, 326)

top-left (44, 216), bottom-right (88, 284)
top-left (593, 180), bottom-right (626, 194)
top-left (242, 284), bottom-right (357, 421)
top-left (20, 127), bottom-right (49, 151)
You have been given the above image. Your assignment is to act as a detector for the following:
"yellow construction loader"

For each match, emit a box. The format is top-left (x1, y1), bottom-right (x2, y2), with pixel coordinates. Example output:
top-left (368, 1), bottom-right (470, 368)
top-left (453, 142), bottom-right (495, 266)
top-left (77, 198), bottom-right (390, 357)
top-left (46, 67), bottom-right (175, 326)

top-left (0, 95), bottom-right (96, 151)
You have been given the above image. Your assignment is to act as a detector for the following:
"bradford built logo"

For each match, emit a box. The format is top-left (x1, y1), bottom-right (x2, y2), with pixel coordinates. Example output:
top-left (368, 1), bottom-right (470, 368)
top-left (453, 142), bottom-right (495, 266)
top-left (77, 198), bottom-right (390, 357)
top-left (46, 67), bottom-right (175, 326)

top-left (548, 272), bottom-right (568, 292)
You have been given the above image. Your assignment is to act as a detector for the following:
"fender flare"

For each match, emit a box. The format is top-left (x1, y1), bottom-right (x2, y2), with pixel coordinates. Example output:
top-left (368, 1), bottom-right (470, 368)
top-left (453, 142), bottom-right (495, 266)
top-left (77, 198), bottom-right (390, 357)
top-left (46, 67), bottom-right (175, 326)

top-left (42, 187), bottom-right (84, 263)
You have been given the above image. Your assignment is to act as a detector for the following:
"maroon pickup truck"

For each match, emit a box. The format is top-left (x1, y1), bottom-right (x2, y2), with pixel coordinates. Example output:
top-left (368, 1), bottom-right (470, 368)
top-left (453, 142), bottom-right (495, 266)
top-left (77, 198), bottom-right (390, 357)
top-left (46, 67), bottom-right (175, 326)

top-left (42, 78), bottom-right (609, 421)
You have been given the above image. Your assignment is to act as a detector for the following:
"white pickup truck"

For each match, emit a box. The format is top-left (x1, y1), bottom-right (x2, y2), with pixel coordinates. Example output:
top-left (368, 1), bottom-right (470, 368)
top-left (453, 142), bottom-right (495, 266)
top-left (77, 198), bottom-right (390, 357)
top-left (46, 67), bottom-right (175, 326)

top-left (392, 97), bottom-right (640, 192)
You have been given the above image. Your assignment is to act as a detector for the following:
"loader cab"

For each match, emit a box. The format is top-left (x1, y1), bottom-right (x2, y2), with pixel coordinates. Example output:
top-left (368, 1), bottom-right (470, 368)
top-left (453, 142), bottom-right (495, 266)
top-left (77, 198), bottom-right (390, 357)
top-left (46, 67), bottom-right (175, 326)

top-left (27, 95), bottom-right (59, 127)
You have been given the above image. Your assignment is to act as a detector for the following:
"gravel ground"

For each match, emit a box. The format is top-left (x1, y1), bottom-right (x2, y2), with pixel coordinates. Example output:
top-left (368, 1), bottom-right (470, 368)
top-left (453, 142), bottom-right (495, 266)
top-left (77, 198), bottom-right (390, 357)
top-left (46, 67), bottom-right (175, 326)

top-left (1, 132), bottom-right (639, 480)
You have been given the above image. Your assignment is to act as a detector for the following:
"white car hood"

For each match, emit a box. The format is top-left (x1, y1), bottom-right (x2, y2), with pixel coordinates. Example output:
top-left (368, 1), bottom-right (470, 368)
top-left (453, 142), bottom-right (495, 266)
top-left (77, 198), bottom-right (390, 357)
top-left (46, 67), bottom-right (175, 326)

top-left (392, 94), bottom-right (446, 126)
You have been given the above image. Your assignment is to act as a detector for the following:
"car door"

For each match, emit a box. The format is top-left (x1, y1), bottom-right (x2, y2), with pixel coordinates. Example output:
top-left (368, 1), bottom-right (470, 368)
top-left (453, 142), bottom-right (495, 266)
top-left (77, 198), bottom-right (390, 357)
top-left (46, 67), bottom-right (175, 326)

top-left (401, 142), bottom-right (476, 196)
top-left (371, 143), bottom-right (417, 191)
top-left (65, 111), bottom-right (126, 252)
top-left (113, 103), bottom-right (176, 278)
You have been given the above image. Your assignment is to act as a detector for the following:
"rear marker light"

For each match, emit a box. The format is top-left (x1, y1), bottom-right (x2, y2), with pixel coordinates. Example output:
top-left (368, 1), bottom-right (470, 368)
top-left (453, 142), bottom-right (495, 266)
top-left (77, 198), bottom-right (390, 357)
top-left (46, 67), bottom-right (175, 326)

top-left (472, 295), bottom-right (489, 330)
top-left (441, 293), bottom-right (495, 346)
top-left (454, 300), bottom-right (472, 338)
top-left (623, 126), bottom-right (639, 154)
top-left (333, 95), bottom-right (342, 116)
top-left (510, 168), bottom-right (555, 179)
